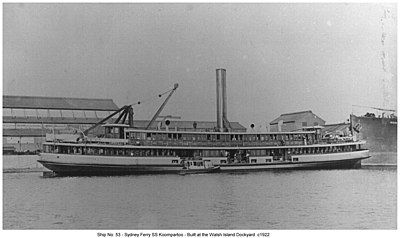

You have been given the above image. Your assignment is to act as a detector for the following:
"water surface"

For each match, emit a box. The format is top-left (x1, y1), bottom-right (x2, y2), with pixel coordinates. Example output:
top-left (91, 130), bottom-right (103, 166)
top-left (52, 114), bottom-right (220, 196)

top-left (3, 167), bottom-right (396, 229)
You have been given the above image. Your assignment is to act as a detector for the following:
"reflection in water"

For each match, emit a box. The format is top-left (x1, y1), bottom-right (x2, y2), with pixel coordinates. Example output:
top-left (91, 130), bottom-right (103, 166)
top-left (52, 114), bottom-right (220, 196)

top-left (3, 167), bottom-right (396, 229)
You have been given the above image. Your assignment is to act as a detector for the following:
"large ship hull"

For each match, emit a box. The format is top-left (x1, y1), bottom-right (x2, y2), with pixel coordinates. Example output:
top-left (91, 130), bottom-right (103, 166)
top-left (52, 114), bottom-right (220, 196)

top-left (38, 150), bottom-right (370, 176)
top-left (352, 115), bottom-right (397, 152)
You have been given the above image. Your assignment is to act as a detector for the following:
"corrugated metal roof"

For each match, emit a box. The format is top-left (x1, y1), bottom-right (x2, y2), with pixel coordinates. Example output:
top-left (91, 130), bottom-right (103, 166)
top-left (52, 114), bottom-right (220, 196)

top-left (270, 110), bottom-right (325, 125)
top-left (3, 95), bottom-right (119, 111)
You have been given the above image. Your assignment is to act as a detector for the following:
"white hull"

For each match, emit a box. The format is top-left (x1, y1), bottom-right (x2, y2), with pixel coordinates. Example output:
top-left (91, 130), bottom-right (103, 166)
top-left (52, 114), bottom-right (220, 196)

top-left (38, 150), bottom-right (370, 176)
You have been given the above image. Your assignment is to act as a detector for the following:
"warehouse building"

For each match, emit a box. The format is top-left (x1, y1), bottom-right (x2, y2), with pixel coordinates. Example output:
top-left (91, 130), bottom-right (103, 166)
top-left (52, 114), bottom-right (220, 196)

top-left (3, 95), bottom-right (246, 154)
top-left (269, 110), bottom-right (326, 132)
top-left (3, 95), bottom-right (120, 153)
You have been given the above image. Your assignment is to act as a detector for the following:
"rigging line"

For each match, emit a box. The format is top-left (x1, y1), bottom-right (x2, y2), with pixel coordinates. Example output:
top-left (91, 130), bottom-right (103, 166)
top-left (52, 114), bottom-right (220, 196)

top-left (352, 104), bottom-right (396, 112)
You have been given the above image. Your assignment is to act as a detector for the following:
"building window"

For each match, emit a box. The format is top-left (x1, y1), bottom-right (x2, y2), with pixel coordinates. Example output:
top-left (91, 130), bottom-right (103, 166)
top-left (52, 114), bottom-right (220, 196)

top-left (49, 110), bottom-right (61, 117)
top-left (302, 122), bottom-right (307, 127)
top-left (85, 111), bottom-right (96, 118)
top-left (12, 109), bottom-right (25, 117)
top-left (3, 108), bottom-right (13, 117)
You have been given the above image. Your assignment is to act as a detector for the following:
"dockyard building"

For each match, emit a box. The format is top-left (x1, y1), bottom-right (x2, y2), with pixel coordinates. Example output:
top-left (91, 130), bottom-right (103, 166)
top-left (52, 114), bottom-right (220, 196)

top-left (269, 110), bottom-right (326, 132)
top-left (3, 95), bottom-right (246, 154)
top-left (3, 95), bottom-right (120, 153)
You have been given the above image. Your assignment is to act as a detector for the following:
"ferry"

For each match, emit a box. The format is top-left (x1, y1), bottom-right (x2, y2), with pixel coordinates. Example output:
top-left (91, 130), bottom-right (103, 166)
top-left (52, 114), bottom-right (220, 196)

top-left (38, 69), bottom-right (370, 176)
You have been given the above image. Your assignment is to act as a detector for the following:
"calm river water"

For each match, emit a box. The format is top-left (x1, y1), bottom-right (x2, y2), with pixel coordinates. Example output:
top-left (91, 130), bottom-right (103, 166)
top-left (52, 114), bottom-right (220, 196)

top-left (3, 166), bottom-right (396, 229)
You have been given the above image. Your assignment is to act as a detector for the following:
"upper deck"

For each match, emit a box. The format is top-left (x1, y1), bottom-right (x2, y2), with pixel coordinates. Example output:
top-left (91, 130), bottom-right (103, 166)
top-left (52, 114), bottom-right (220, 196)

top-left (122, 128), bottom-right (353, 147)
top-left (45, 125), bottom-right (360, 149)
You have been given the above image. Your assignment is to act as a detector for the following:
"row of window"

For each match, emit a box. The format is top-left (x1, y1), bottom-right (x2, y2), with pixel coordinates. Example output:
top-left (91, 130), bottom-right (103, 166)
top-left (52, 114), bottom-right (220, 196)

top-left (219, 157), bottom-right (300, 164)
top-left (3, 108), bottom-right (115, 119)
top-left (129, 132), bottom-right (317, 143)
top-left (44, 145), bottom-right (360, 157)
top-left (3, 123), bottom-right (93, 130)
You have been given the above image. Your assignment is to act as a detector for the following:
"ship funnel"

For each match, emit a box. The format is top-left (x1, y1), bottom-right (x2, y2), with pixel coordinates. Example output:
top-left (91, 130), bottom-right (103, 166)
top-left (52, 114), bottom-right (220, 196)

top-left (216, 68), bottom-right (228, 131)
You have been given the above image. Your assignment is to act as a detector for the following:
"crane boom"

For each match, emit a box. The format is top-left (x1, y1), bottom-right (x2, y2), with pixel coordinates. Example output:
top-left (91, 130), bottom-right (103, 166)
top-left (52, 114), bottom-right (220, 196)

top-left (146, 83), bottom-right (179, 130)
top-left (83, 105), bottom-right (129, 135)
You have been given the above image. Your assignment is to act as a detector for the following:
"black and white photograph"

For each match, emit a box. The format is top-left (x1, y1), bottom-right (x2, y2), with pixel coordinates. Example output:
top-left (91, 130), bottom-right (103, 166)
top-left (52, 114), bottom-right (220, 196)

top-left (2, 1), bottom-right (397, 233)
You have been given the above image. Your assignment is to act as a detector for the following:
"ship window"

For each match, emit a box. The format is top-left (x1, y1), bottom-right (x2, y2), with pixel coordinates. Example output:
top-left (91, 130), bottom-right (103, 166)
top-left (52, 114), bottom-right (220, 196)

top-left (266, 159), bottom-right (272, 163)
top-left (220, 160), bottom-right (227, 164)
top-left (212, 150), bottom-right (219, 157)
top-left (293, 158), bottom-right (299, 162)
top-left (172, 160), bottom-right (178, 164)
top-left (251, 159), bottom-right (257, 163)
top-left (260, 150), bottom-right (267, 156)
top-left (219, 134), bottom-right (225, 142)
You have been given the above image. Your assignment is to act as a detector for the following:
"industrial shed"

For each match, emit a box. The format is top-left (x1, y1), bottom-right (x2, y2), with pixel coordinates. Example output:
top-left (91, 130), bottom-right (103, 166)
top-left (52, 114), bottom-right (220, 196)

top-left (3, 95), bottom-right (120, 153)
top-left (269, 110), bottom-right (326, 132)
top-left (3, 95), bottom-right (246, 153)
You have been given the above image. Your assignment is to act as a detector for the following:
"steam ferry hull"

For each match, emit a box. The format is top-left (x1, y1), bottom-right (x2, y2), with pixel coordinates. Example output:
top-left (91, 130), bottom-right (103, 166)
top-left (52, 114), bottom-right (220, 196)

top-left (38, 160), bottom-right (182, 176)
top-left (38, 150), bottom-right (370, 176)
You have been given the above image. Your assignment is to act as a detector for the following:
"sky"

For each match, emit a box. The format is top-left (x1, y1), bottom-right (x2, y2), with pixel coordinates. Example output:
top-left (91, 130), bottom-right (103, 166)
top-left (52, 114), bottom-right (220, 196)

top-left (3, 3), bottom-right (397, 130)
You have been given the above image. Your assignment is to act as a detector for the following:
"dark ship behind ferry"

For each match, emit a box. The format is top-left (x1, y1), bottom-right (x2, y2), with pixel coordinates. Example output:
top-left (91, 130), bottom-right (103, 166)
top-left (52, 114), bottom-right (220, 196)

top-left (350, 107), bottom-right (396, 165)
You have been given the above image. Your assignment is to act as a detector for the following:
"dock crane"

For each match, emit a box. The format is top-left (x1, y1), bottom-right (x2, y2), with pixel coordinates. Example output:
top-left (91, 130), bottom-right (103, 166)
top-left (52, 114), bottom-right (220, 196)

top-left (146, 83), bottom-right (179, 130)
top-left (81, 83), bottom-right (178, 136)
